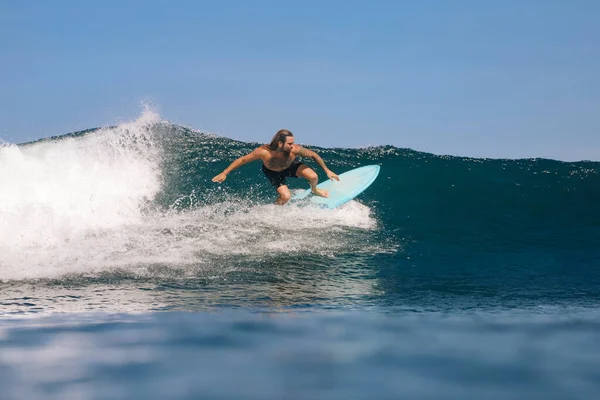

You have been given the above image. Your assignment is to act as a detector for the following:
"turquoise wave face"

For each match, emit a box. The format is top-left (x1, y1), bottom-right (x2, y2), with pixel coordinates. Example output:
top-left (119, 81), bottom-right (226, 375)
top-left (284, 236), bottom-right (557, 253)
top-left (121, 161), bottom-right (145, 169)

top-left (151, 122), bottom-right (600, 243)
top-left (3, 119), bottom-right (600, 311)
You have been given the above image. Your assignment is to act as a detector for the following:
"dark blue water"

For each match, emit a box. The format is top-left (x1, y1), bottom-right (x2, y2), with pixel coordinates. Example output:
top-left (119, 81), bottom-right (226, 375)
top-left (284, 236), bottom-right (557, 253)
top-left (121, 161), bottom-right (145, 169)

top-left (1, 113), bottom-right (599, 398)
top-left (2, 311), bottom-right (600, 399)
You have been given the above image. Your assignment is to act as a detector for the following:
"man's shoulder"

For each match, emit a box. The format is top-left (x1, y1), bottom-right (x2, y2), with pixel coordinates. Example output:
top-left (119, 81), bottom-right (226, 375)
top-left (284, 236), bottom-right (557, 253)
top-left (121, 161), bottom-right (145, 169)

top-left (291, 145), bottom-right (309, 156)
top-left (252, 146), bottom-right (270, 157)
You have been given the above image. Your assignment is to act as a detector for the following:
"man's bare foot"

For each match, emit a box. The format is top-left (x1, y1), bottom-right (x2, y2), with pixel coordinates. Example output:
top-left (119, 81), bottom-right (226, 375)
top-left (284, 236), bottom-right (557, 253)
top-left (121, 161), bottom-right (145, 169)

top-left (312, 188), bottom-right (329, 198)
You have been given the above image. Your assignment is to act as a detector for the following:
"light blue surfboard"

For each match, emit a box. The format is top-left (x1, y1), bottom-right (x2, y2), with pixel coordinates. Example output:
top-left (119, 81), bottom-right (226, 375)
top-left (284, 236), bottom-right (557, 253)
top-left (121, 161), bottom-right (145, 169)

top-left (291, 165), bottom-right (380, 209)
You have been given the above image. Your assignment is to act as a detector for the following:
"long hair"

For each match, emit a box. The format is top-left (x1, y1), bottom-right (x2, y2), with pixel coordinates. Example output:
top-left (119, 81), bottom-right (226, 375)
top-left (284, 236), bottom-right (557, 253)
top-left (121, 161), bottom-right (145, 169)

top-left (267, 129), bottom-right (293, 151)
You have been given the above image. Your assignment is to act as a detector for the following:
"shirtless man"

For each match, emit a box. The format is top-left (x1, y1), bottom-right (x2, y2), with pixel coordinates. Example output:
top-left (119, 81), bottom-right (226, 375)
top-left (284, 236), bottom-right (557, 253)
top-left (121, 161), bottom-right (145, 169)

top-left (212, 129), bottom-right (339, 205)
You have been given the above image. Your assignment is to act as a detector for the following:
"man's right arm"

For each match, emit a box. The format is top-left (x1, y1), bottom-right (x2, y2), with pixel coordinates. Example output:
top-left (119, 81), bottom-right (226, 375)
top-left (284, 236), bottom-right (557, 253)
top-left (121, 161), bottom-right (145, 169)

top-left (212, 147), bottom-right (265, 183)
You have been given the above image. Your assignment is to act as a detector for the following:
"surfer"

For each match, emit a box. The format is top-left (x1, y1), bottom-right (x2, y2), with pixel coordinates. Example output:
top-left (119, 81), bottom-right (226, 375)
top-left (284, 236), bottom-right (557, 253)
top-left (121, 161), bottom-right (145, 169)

top-left (212, 129), bottom-right (340, 205)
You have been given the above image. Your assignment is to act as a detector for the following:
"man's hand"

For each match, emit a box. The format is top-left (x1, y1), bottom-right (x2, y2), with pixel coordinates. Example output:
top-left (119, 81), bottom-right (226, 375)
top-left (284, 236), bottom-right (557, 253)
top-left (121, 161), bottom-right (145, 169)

top-left (326, 170), bottom-right (340, 181)
top-left (212, 172), bottom-right (227, 183)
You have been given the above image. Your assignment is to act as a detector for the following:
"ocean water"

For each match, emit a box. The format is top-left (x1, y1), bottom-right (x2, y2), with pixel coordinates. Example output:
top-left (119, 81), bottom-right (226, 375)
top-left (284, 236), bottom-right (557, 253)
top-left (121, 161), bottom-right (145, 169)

top-left (1, 112), bottom-right (599, 399)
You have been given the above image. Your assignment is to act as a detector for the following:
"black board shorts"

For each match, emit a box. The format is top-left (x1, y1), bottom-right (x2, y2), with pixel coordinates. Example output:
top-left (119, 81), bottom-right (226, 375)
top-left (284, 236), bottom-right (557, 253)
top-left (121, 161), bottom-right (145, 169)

top-left (262, 161), bottom-right (305, 188)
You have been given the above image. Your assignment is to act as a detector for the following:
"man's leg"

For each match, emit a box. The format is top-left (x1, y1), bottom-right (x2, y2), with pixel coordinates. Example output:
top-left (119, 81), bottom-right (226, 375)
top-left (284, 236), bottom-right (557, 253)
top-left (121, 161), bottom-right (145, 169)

top-left (275, 185), bottom-right (292, 205)
top-left (295, 165), bottom-right (328, 198)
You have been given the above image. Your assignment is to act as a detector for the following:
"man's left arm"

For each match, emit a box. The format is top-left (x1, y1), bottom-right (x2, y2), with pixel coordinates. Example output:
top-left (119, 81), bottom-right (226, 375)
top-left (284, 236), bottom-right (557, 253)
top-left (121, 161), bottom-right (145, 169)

top-left (296, 147), bottom-right (340, 181)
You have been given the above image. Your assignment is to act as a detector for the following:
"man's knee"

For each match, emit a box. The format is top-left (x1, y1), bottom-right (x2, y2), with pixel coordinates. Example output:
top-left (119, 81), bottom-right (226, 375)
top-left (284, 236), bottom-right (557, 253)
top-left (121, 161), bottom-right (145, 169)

top-left (276, 186), bottom-right (291, 203)
top-left (280, 190), bottom-right (291, 202)
top-left (303, 169), bottom-right (318, 181)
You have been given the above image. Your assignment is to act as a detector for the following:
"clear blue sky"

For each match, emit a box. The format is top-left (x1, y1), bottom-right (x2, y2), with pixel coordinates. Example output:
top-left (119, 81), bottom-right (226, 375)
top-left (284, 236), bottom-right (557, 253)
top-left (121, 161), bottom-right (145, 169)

top-left (1, 0), bottom-right (599, 160)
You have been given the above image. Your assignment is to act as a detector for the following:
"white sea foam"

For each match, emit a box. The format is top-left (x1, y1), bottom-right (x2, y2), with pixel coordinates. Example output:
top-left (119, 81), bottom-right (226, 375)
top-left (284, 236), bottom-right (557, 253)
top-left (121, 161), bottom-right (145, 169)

top-left (0, 111), bottom-right (381, 281)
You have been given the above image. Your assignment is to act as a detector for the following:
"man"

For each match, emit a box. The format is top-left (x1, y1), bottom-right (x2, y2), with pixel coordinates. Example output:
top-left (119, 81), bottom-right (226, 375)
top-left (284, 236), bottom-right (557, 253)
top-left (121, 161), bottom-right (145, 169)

top-left (212, 129), bottom-right (340, 205)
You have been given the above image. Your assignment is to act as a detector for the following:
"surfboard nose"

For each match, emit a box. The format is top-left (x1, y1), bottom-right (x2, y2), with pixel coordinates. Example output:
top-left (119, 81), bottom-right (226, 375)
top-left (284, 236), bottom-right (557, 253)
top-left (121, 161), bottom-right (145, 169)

top-left (291, 164), bottom-right (381, 208)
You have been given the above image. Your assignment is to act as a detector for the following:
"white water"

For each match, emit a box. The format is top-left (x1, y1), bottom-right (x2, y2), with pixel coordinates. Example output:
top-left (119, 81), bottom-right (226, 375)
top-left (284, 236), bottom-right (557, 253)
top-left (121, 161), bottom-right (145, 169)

top-left (0, 111), bottom-right (381, 281)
